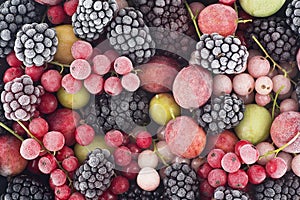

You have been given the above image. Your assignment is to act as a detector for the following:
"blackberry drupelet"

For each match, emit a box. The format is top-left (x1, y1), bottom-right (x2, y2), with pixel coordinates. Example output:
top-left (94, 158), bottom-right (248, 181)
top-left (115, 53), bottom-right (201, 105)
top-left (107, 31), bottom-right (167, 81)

top-left (72, 0), bottom-right (118, 41)
top-left (14, 23), bottom-right (58, 67)
top-left (107, 7), bottom-right (156, 64)
top-left (73, 148), bottom-right (115, 200)
top-left (0, 0), bottom-right (38, 58)
top-left (286, 0), bottom-right (300, 35)
top-left (1, 174), bottom-right (53, 200)
top-left (296, 80), bottom-right (300, 109)
top-left (194, 93), bottom-right (245, 135)
top-left (0, 81), bottom-right (12, 135)
top-left (213, 186), bottom-right (250, 200)
top-left (246, 16), bottom-right (299, 62)
top-left (81, 89), bottom-right (151, 134)
top-left (254, 171), bottom-right (300, 200)
top-left (1, 75), bottom-right (44, 121)
top-left (163, 163), bottom-right (199, 200)
top-left (190, 33), bottom-right (249, 74)
top-left (118, 181), bottom-right (164, 200)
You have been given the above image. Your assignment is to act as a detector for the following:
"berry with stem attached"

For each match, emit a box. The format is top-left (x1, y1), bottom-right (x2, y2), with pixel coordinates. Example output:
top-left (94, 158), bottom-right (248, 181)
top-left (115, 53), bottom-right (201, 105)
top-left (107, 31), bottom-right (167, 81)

top-left (20, 138), bottom-right (41, 160)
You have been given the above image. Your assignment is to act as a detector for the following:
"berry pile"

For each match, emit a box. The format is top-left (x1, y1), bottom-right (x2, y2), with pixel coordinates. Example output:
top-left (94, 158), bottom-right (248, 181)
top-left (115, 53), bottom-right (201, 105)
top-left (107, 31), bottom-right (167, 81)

top-left (0, 0), bottom-right (299, 200)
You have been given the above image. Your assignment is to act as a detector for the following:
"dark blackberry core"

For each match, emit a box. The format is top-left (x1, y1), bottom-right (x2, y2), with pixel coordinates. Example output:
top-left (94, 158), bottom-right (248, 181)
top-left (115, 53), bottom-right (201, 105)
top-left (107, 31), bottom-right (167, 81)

top-left (286, 0), bottom-right (300, 35)
top-left (0, 81), bottom-right (12, 135)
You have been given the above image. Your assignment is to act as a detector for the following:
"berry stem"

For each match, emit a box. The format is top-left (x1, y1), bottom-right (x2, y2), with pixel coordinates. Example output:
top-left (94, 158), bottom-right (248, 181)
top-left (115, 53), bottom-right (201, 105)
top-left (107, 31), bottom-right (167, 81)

top-left (184, 1), bottom-right (201, 40)
top-left (237, 19), bottom-right (252, 24)
top-left (271, 85), bottom-right (284, 120)
top-left (0, 122), bottom-right (24, 141)
top-left (17, 120), bottom-right (44, 147)
top-left (153, 141), bottom-right (169, 166)
top-left (49, 61), bottom-right (71, 74)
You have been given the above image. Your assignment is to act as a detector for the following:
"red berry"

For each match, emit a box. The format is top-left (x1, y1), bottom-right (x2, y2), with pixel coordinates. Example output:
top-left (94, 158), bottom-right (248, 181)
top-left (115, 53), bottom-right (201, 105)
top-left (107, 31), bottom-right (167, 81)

top-left (110, 176), bottom-right (130, 195)
top-left (247, 164), bottom-right (266, 184)
top-left (122, 133), bottom-right (130, 145)
top-left (207, 169), bottom-right (227, 188)
top-left (126, 143), bottom-right (142, 159)
top-left (104, 76), bottom-right (123, 96)
top-left (104, 130), bottom-right (124, 148)
top-left (47, 5), bottom-right (66, 25)
top-left (234, 140), bottom-right (251, 157)
top-left (20, 138), bottom-right (41, 160)
top-left (68, 192), bottom-right (85, 200)
top-left (62, 155), bottom-right (79, 172)
top-left (70, 59), bottom-right (92, 80)
top-left (265, 157), bottom-right (287, 179)
top-left (121, 160), bottom-right (140, 180)
top-left (221, 152), bottom-right (241, 173)
top-left (41, 70), bottom-right (62, 92)
top-left (29, 117), bottom-right (49, 138)
top-left (99, 190), bottom-right (117, 200)
top-left (121, 73), bottom-right (140, 92)
top-left (219, 0), bottom-right (236, 6)
top-left (83, 73), bottom-right (104, 94)
top-left (74, 124), bottom-right (95, 146)
top-left (38, 92), bottom-right (58, 114)
top-left (43, 131), bottom-right (65, 152)
top-left (113, 56), bottom-right (133, 75)
top-left (207, 149), bottom-right (225, 169)
top-left (228, 169), bottom-right (248, 189)
top-left (3, 67), bottom-right (23, 83)
top-left (197, 162), bottom-right (213, 179)
top-left (27, 159), bottom-right (41, 174)
top-left (71, 40), bottom-right (93, 60)
top-left (54, 184), bottom-right (71, 200)
top-left (63, 0), bottom-right (79, 16)
top-left (25, 65), bottom-right (44, 82)
top-left (12, 121), bottom-right (29, 136)
top-left (56, 146), bottom-right (74, 161)
top-left (199, 180), bottom-right (215, 197)
top-left (6, 51), bottom-right (22, 67)
top-left (113, 146), bottom-right (132, 166)
top-left (135, 131), bottom-right (152, 149)
top-left (61, 74), bottom-right (82, 94)
top-left (239, 144), bottom-right (260, 165)
top-left (92, 54), bottom-right (112, 75)
top-left (50, 168), bottom-right (67, 186)
top-left (38, 154), bottom-right (57, 174)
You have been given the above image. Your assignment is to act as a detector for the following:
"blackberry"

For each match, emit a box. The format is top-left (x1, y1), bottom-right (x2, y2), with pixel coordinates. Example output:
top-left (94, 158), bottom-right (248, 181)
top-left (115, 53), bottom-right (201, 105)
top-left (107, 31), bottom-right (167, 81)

top-left (0, 75), bottom-right (44, 121)
top-left (1, 174), bottom-right (53, 200)
top-left (163, 163), bottom-right (199, 200)
top-left (254, 171), bottom-right (300, 200)
top-left (73, 148), bottom-right (114, 200)
top-left (213, 186), bottom-right (250, 200)
top-left (246, 16), bottom-right (299, 62)
top-left (0, 0), bottom-right (38, 58)
top-left (286, 0), bottom-right (300, 35)
top-left (193, 93), bottom-right (245, 135)
top-left (118, 181), bottom-right (164, 200)
top-left (107, 7), bottom-right (156, 64)
top-left (296, 80), bottom-right (300, 109)
top-left (72, 0), bottom-right (118, 41)
top-left (81, 89), bottom-right (151, 134)
top-left (190, 33), bottom-right (249, 74)
top-left (0, 81), bottom-right (12, 135)
top-left (14, 23), bottom-right (58, 67)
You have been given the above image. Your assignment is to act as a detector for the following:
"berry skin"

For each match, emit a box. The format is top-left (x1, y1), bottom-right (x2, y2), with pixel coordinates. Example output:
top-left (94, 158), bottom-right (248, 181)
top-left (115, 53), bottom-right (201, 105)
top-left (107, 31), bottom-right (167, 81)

top-left (55, 184), bottom-right (71, 200)
top-left (255, 142), bottom-right (275, 165)
top-left (199, 180), bottom-right (215, 198)
top-left (113, 56), bottom-right (133, 75)
top-left (138, 150), bottom-right (159, 169)
top-left (43, 131), bottom-right (65, 152)
top-left (255, 76), bottom-right (273, 95)
top-left (25, 65), bottom-right (44, 82)
top-left (62, 156), bottom-right (79, 172)
top-left (104, 130), bottom-right (124, 148)
top-left (247, 56), bottom-right (270, 78)
top-left (104, 76), bottom-right (123, 96)
top-left (29, 117), bottom-right (49, 138)
top-left (207, 169), bottom-right (227, 188)
top-left (71, 40), bottom-right (93, 60)
top-left (234, 140), bottom-right (251, 157)
top-left (74, 124), bottom-right (95, 146)
top-left (99, 190), bottom-right (117, 200)
top-left (272, 74), bottom-right (291, 95)
top-left (239, 144), bottom-right (260, 165)
top-left (92, 54), bottom-right (112, 75)
top-left (38, 92), bottom-right (58, 114)
top-left (121, 161), bottom-right (140, 180)
top-left (47, 5), bottom-right (66, 24)
top-left (83, 73), bottom-right (104, 94)
top-left (63, 0), bottom-right (79, 16)
top-left (6, 51), bottom-right (22, 68)
top-left (221, 152), bottom-right (241, 173)
top-left (41, 70), bottom-right (62, 92)
top-left (38, 154), bottom-right (58, 174)
top-left (69, 192), bottom-right (85, 200)
top-left (113, 146), bottom-right (132, 166)
top-left (247, 164), bottom-right (266, 184)
top-left (136, 131), bottom-right (152, 149)
top-left (20, 138), bottom-right (41, 160)
top-left (56, 146), bottom-right (74, 161)
top-left (110, 176), bottom-right (130, 195)
top-left (12, 121), bottom-right (29, 136)
top-left (61, 74), bottom-right (82, 94)
top-left (227, 169), bottom-right (248, 189)
top-left (207, 149), bottom-right (225, 169)
top-left (70, 59), bottom-right (92, 80)
top-left (127, 143), bottom-right (142, 160)
top-left (265, 157), bottom-right (287, 179)
top-left (50, 168), bottom-right (67, 186)
top-left (197, 162), bottom-right (213, 179)
top-left (121, 73), bottom-right (140, 92)
top-left (3, 67), bottom-right (24, 83)
top-left (233, 73), bottom-right (255, 96)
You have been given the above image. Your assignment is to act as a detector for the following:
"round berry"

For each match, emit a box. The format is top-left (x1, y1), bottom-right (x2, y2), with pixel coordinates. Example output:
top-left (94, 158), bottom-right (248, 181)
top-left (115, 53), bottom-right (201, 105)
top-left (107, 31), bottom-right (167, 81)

top-left (137, 167), bottom-right (160, 191)
top-left (41, 70), bottom-right (62, 92)
top-left (70, 59), bottom-right (92, 80)
top-left (104, 130), bottom-right (124, 148)
top-left (121, 72), bottom-right (140, 92)
top-left (71, 40), bottom-right (93, 60)
top-left (74, 124), bottom-right (95, 146)
top-left (136, 131), bottom-right (152, 149)
top-left (92, 54), bottom-right (111, 75)
top-left (61, 73), bottom-right (82, 94)
top-left (83, 73), bottom-right (104, 94)
top-left (50, 168), bottom-right (67, 187)
top-left (114, 56), bottom-right (133, 75)
top-left (110, 176), bottom-right (130, 195)
top-left (20, 138), bottom-right (41, 160)
top-left (29, 117), bottom-right (49, 138)
top-left (43, 131), bottom-right (65, 152)
top-left (104, 76), bottom-right (123, 96)
top-left (114, 146), bottom-right (132, 166)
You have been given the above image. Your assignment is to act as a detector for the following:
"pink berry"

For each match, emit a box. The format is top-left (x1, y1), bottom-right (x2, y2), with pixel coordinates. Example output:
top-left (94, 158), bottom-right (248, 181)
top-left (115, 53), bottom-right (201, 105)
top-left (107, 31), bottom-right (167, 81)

top-left (29, 117), bottom-right (49, 138)
top-left (6, 51), bottom-right (22, 68)
top-left (256, 142), bottom-right (275, 165)
top-left (247, 56), bottom-right (270, 78)
top-left (228, 169), bottom-right (248, 189)
top-left (25, 65), bottom-right (44, 82)
top-left (71, 40), bottom-right (93, 60)
top-left (292, 154), bottom-right (300, 177)
top-left (278, 152), bottom-right (293, 171)
top-left (70, 59), bottom-right (92, 80)
top-left (255, 93), bottom-right (271, 107)
top-left (104, 130), bottom-right (124, 148)
top-left (233, 73), bottom-right (255, 96)
top-left (121, 72), bottom-right (140, 92)
top-left (138, 150), bottom-right (159, 169)
top-left (61, 74), bottom-right (82, 94)
top-left (189, 2), bottom-right (205, 16)
top-left (272, 74), bottom-right (291, 95)
top-left (207, 149), bottom-right (225, 169)
top-left (136, 131), bottom-right (152, 149)
top-left (127, 143), bottom-right (142, 160)
top-left (280, 98), bottom-right (299, 113)
top-left (83, 73), bottom-right (104, 94)
top-left (50, 169), bottom-right (67, 186)
top-left (62, 156), bottom-right (78, 172)
top-left (121, 160), bottom-right (140, 180)
top-left (247, 164), bottom-right (266, 184)
top-left (104, 50), bottom-right (119, 63)
top-left (20, 138), bottom-right (41, 160)
top-left (110, 176), bottom-right (130, 195)
top-left (199, 180), bottom-right (215, 198)
top-left (43, 131), bottom-right (65, 152)
top-left (234, 140), bottom-right (251, 157)
top-left (114, 146), bottom-right (132, 166)
top-left (197, 162), bottom-right (213, 179)
top-left (56, 146), bottom-right (74, 161)
top-left (219, 0), bottom-right (236, 5)
top-left (74, 124), bottom-right (95, 146)
top-left (63, 0), bottom-right (79, 16)
top-left (255, 76), bottom-right (273, 95)
top-left (221, 152), bottom-right (241, 173)
top-left (265, 157), bottom-right (287, 179)
top-left (104, 76), bottom-right (123, 96)
top-left (213, 74), bottom-right (232, 96)
top-left (41, 70), bottom-right (62, 92)
top-left (38, 93), bottom-right (58, 114)
top-left (207, 169), bottom-right (227, 188)
top-left (55, 184), bottom-right (71, 200)
top-left (239, 144), bottom-right (260, 165)
top-left (137, 167), bottom-right (160, 191)
top-left (47, 5), bottom-right (66, 25)
top-left (92, 54), bottom-right (112, 75)
top-left (3, 67), bottom-right (24, 83)
top-left (12, 121), bottom-right (28, 136)
top-left (114, 56), bottom-right (133, 75)
top-left (38, 154), bottom-right (57, 174)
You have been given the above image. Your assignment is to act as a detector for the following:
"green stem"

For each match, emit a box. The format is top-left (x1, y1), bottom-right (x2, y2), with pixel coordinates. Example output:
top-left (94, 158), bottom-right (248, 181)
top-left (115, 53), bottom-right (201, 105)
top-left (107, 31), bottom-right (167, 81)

top-left (237, 19), bottom-right (252, 24)
top-left (185, 1), bottom-right (201, 40)
top-left (49, 61), bottom-right (70, 74)
top-left (269, 94), bottom-right (280, 109)
top-left (0, 122), bottom-right (24, 141)
top-left (153, 141), bottom-right (169, 167)
top-left (17, 120), bottom-right (43, 146)
top-left (271, 85), bottom-right (284, 120)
